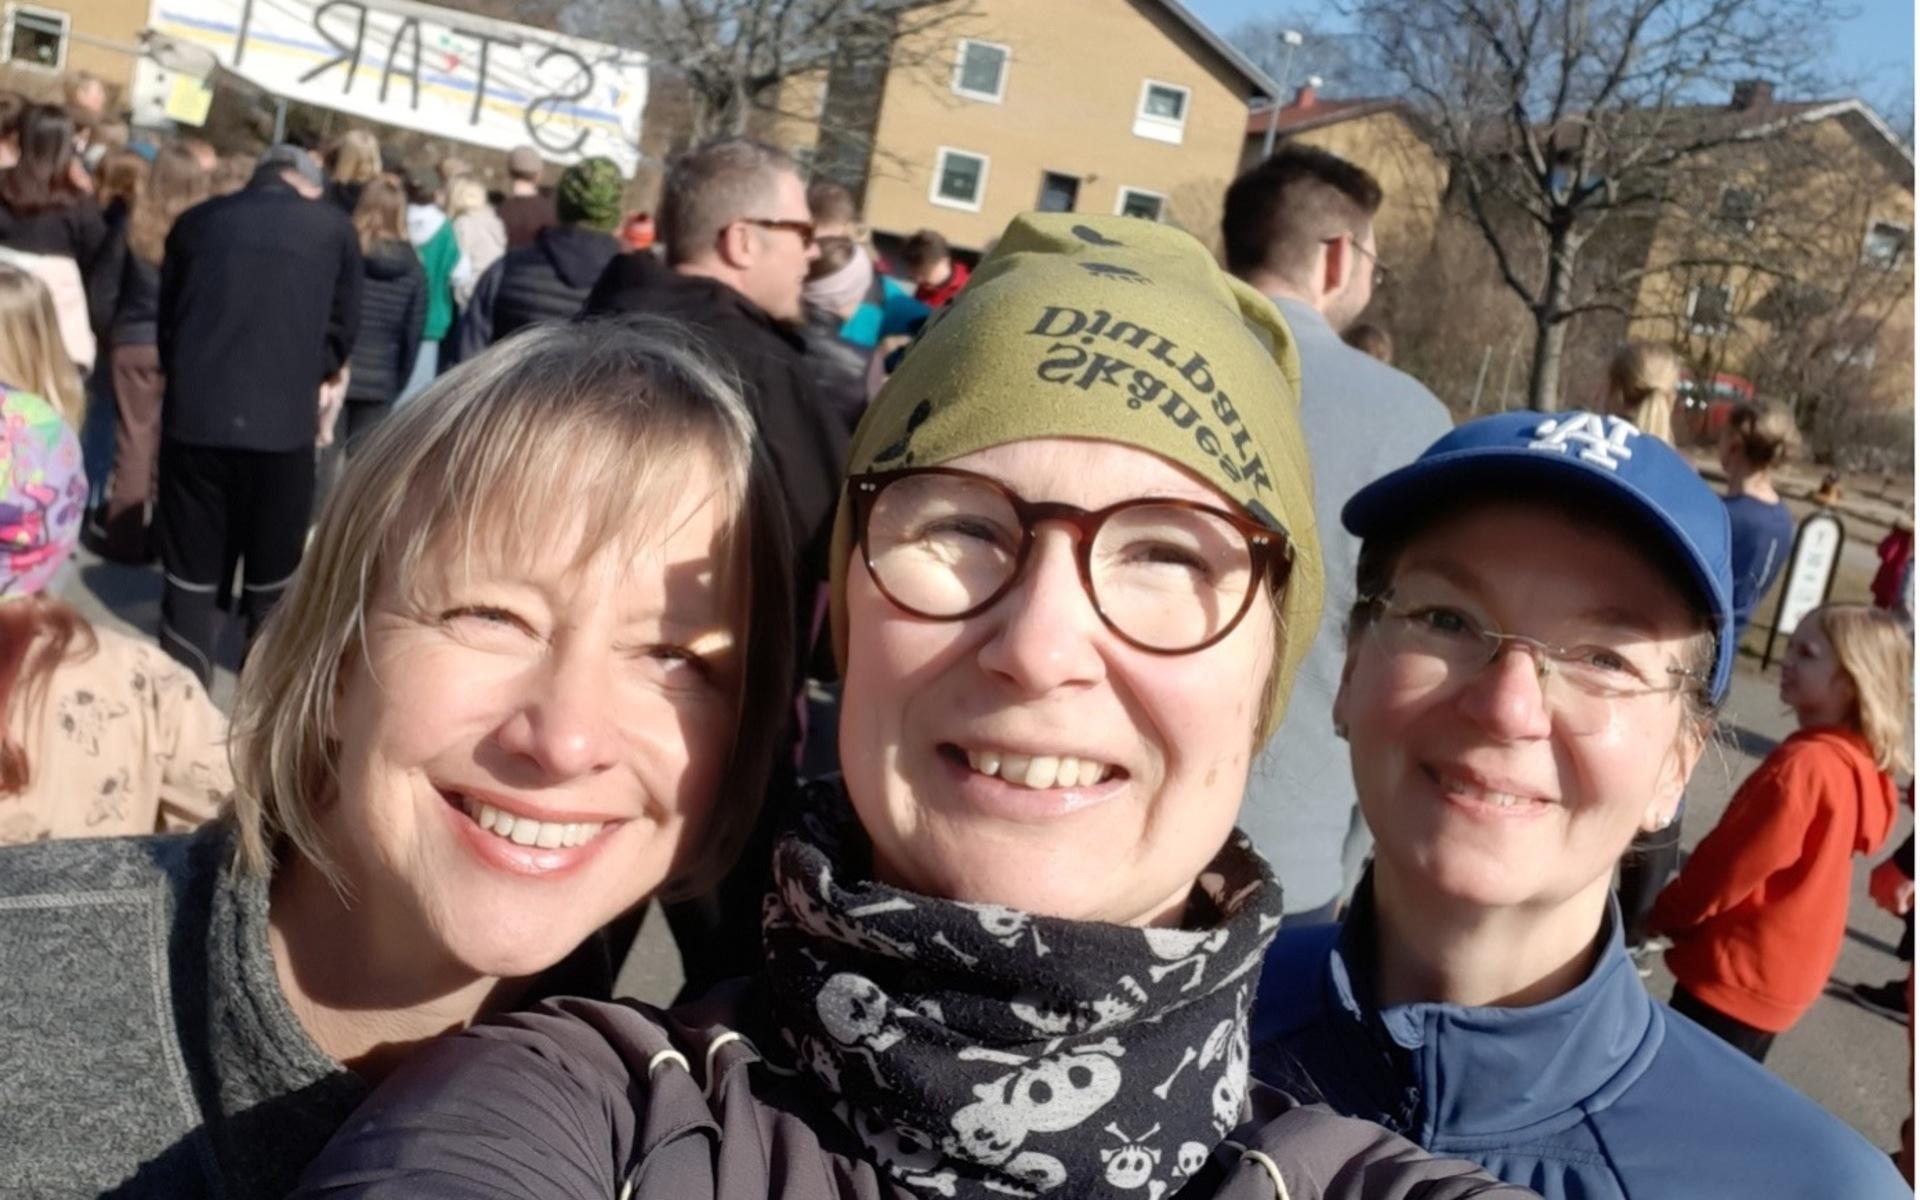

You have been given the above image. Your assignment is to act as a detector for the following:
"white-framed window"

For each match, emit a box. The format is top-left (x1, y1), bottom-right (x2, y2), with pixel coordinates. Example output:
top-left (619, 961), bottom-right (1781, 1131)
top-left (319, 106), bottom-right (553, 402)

top-left (930, 146), bottom-right (989, 212)
top-left (3, 5), bottom-right (67, 73)
top-left (1133, 79), bottom-right (1190, 144)
top-left (1862, 220), bottom-right (1909, 270)
top-left (1115, 187), bottom-right (1165, 221)
top-left (1687, 283), bottom-right (1734, 335)
top-left (1716, 186), bottom-right (1761, 234)
top-left (952, 39), bottom-right (1010, 103)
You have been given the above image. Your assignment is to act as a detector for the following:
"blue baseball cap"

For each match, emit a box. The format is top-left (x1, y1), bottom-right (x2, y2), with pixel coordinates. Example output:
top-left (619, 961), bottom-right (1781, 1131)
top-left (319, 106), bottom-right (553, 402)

top-left (1343, 409), bottom-right (1735, 701)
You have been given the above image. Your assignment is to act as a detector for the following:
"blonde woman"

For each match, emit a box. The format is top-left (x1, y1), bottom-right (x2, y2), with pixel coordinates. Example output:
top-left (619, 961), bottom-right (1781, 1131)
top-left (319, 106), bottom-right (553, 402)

top-left (99, 141), bottom-right (208, 561)
top-left (1604, 341), bottom-right (1680, 445)
top-left (324, 128), bottom-right (382, 214)
top-left (0, 383), bottom-right (228, 844)
top-left (446, 174), bottom-right (504, 308)
top-left (343, 179), bottom-right (425, 442)
top-left (1654, 603), bottom-right (1912, 1060)
top-left (0, 264), bottom-right (84, 425)
top-left (0, 319), bottom-right (794, 1196)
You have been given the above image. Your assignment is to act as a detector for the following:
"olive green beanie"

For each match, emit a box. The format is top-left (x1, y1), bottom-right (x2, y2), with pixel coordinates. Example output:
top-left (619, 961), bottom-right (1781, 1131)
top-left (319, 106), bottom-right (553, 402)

top-left (556, 156), bottom-right (624, 232)
top-left (828, 212), bottom-right (1322, 738)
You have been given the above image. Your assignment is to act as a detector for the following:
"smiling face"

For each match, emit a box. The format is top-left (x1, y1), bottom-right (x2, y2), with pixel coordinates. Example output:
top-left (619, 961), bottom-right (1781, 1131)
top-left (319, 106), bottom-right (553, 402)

top-left (1335, 501), bottom-right (1706, 916)
top-left (838, 438), bottom-right (1276, 927)
top-left (315, 459), bottom-right (741, 981)
top-left (1779, 615), bottom-right (1856, 727)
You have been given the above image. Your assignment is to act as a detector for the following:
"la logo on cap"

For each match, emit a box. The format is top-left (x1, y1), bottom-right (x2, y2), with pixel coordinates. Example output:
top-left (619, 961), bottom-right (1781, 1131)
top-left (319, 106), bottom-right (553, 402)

top-left (1527, 412), bottom-right (1638, 471)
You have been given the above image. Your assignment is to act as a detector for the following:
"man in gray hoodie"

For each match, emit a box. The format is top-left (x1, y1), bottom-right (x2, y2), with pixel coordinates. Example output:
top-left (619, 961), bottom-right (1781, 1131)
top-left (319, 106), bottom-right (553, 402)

top-left (1223, 145), bottom-right (1454, 925)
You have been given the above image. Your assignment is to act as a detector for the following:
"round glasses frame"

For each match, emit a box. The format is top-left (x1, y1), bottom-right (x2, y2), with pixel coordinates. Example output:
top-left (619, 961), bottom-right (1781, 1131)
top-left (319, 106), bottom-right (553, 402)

top-left (849, 466), bottom-right (1295, 655)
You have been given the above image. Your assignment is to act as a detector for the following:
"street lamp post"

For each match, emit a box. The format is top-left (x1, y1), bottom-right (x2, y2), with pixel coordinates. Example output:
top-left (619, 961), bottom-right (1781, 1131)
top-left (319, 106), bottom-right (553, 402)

top-left (1259, 29), bottom-right (1305, 160)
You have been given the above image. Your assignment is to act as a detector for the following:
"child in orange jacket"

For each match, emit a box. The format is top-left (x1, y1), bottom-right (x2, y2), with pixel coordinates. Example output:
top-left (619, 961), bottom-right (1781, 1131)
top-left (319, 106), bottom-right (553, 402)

top-left (1652, 604), bottom-right (1911, 1061)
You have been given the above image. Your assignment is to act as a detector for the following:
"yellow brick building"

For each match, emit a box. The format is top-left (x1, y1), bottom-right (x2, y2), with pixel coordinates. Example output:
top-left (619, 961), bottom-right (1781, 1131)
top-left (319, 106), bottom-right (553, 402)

top-left (0, 0), bottom-right (146, 103)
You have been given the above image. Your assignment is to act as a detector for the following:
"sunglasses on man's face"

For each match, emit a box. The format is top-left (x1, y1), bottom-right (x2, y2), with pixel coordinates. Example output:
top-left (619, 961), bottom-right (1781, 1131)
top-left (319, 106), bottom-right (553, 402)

top-left (739, 217), bottom-right (817, 249)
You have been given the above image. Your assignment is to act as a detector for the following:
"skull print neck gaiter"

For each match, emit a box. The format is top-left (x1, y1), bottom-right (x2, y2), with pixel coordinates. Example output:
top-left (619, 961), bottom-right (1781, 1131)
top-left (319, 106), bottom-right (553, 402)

top-left (762, 781), bottom-right (1286, 1200)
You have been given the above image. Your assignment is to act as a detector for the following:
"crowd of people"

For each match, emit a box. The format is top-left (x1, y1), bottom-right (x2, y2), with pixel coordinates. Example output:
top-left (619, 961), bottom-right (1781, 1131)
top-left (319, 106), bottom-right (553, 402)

top-left (0, 70), bottom-right (1912, 1199)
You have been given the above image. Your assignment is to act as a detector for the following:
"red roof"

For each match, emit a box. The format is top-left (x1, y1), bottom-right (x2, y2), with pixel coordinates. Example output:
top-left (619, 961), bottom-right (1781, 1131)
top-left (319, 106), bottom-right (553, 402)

top-left (1245, 97), bottom-right (1406, 138)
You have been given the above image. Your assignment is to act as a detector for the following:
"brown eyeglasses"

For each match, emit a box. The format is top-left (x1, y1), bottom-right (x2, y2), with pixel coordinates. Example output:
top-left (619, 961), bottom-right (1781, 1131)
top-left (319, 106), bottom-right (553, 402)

top-left (850, 466), bottom-right (1293, 654)
top-left (739, 216), bottom-right (817, 248)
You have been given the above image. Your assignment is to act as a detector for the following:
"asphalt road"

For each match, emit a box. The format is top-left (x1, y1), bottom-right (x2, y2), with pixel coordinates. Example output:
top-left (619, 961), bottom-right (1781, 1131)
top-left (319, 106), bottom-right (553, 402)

top-left (58, 547), bottom-right (1911, 1155)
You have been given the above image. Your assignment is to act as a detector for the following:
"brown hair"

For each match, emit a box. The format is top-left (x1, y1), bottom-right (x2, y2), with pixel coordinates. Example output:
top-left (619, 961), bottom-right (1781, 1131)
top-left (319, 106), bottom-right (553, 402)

top-left (899, 228), bottom-right (951, 271)
top-left (1342, 322), bottom-right (1393, 363)
top-left (212, 153), bottom-right (254, 196)
top-left (658, 137), bottom-right (796, 267)
top-left (0, 595), bottom-right (93, 795)
top-left (808, 180), bottom-right (859, 229)
top-left (94, 148), bottom-right (147, 214)
top-left (0, 265), bottom-right (83, 425)
top-left (1222, 144), bottom-right (1384, 281)
top-left (0, 105), bottom-right (82, 214)
top-left (1723, 398), bottom-right (1797, 469)
top-left (1607, 342), bottom-right (1680, 446)
top-left (229, 318), bottom-right (794, 898)
top-left (1814, 604), bottom-right (1913, 774)
top-left (351, 178), bottom-right (408, 253)
top-left (128, 142), bottom-right (210, 263)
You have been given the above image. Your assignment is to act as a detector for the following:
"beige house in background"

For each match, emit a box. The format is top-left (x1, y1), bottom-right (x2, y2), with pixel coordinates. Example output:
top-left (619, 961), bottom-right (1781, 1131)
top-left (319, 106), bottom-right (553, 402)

top-left (781, 0), bottom-right (1277, 252)
top-left (1240, 89), bottom-right (1450, 268)
top-left (0, 0), bottom-right (144, 102)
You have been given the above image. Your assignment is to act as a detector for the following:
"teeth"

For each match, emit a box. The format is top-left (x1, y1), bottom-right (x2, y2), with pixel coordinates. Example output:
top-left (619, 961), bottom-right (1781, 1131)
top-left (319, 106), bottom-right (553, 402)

top-left (459, 795), bottom-right (603, 848)
top-left (963, 748), bottom-right (1115, 790)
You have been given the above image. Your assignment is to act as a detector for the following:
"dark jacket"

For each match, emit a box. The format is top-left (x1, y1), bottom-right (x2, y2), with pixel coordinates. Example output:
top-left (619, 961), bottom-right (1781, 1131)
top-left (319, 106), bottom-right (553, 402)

top-left (499, 191), bottom-right (557, 249)
top-left (293, 985), bottom-right (1535, 1200)
top-left (452, 224), bottom-right (618, 360)
top-left (0, 186), bottom-right (112, 333)
top-left (158, 168), bottom-right (363, 452)
top-left (801, 301), bottom-right (870, 435)
top-left (110, 244), bottom-right (161, 347)
top-left (1250, 887), bottom-right (1908, 1199)
top-left (346, 238), bottom-right (427, 405)
top-left (583, 252), bottom-right (848, 599)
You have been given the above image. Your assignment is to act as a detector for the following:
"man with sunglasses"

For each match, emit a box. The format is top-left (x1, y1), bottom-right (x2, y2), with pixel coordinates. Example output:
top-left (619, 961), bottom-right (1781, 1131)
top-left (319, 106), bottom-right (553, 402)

top-left (1222, 143), bottom-right (1453, 927)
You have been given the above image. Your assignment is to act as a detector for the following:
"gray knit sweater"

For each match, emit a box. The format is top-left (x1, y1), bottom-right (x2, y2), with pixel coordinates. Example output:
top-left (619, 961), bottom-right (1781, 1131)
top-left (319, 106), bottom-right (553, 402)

top-left (0, 821), bottom-right (616, 1198)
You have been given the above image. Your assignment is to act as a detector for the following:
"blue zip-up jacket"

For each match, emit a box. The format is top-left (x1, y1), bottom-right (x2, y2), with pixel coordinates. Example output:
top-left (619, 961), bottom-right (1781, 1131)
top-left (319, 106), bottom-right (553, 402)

top-left (1250, 887), bottom-right (1905, 1199)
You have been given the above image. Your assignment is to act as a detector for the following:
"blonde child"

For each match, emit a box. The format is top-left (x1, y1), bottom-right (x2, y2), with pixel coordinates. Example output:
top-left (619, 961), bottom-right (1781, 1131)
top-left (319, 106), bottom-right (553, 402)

top-left (1605, 340), bottom-right (1680, 445)
top-left (0, 265), bottom-right (83, 426)
top-left (1653, 604), bottom-right (1912, 1060)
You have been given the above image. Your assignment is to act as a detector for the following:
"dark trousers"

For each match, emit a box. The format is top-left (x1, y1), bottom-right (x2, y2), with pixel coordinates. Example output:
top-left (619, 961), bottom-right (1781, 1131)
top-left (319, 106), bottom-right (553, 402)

top-left (1618, 806), bottom-right (1684, 947)
top-left (157, 439), bottom-right (315, 684)
top-left (102, 342), bottom-right (164, 561)
top-left (1670, 983), bottom-right (1776, 1062)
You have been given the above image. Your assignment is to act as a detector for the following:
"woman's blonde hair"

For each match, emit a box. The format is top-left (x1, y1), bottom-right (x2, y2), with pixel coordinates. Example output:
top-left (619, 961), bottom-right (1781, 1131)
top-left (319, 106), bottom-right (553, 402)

top-left (351, 178), bottom-right (408, 253)
top-left (327, 129), bottom-right (382, 186)
top-left (0, 266), bottom-right (82, 425)
top-left (229, 318), bottom-right (795, 899)
top-left (1814, 604), bottom-right (1913, 775)
top-left (1608, 342), bottom-right (1680, 446)
top-left (445, 174), bottom-right (488, 220)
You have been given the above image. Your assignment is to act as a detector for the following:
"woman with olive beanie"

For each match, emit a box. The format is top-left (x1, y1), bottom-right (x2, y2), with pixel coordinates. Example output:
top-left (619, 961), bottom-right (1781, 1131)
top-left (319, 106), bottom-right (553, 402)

top-left (449, 156), bottom-right (622, 362)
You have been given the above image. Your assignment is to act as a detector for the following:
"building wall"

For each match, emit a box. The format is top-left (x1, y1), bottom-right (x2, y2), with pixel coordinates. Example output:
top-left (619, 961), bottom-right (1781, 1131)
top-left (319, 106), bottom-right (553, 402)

top-left (2, 0), bottom-right (146, 102)
top-left (855, 0), bottom-right (1256, 251)
top-left (1625, 114), bottom-right (1914, 412)
top-left (1275, 111), bottom-right (1448, 265)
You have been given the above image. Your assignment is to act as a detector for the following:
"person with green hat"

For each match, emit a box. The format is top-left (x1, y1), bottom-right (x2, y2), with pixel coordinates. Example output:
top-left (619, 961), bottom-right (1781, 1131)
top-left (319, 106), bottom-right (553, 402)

top-left (448, 155), bottom-right (622, 362)
top-left (296, 212), bottom-right (1533, 1200)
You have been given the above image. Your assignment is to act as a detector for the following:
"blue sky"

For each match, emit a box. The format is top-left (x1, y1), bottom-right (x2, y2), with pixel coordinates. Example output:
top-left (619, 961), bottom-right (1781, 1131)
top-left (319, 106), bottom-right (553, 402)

top-left (1182, 0), bottom-right (1915, 116)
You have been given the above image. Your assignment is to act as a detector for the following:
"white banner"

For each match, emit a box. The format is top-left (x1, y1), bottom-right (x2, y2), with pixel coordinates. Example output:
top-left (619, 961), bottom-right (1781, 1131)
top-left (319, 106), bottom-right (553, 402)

top-left (1774, 511), bottom-right (1844, 641)
top-left (148, 0), bottom-right (648, 175)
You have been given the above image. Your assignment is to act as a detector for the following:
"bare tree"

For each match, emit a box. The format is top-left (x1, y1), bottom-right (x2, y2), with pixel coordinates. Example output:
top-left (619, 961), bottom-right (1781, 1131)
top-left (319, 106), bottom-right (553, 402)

top-left (560, 0), bottom-right (978, 151)
top-left (1350, 0), bottom-right (1851, 408)
top-left (1224, 13), bottom-right (1391, 100)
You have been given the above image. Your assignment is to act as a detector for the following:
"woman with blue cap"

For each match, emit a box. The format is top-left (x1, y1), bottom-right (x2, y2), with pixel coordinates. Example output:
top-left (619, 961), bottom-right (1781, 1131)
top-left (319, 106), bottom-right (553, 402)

top-left (1250, 410), bottom-right (1906, 1197)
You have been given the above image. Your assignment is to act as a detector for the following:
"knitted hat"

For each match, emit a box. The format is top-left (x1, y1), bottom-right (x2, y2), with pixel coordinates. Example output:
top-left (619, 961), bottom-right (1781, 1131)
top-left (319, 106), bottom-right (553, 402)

top-left (0, 387), bottom-right (84, 599)
top-left (556, 156), bottom-right (624, 231)
top-left (829, 212), bottom-right (1322, 737)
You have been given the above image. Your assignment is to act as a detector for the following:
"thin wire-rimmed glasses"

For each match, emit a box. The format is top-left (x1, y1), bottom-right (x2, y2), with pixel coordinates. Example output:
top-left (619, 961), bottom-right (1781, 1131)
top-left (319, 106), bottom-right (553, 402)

top-left (1360, 590), bottom-right (1707, 735)
top-left (850, 466), bottom-right (1293, 654)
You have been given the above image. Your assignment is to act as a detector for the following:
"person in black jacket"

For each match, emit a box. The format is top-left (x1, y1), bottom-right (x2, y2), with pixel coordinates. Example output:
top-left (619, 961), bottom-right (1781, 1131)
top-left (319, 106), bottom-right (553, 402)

top-left (342, 179), bottom-right (425, 442)
top-left (451, 157), bottom-right (620, 361)
top-left (583, 137), bottom-right (849, 996)
top-left (156, 144), bottom-right (362, 684)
